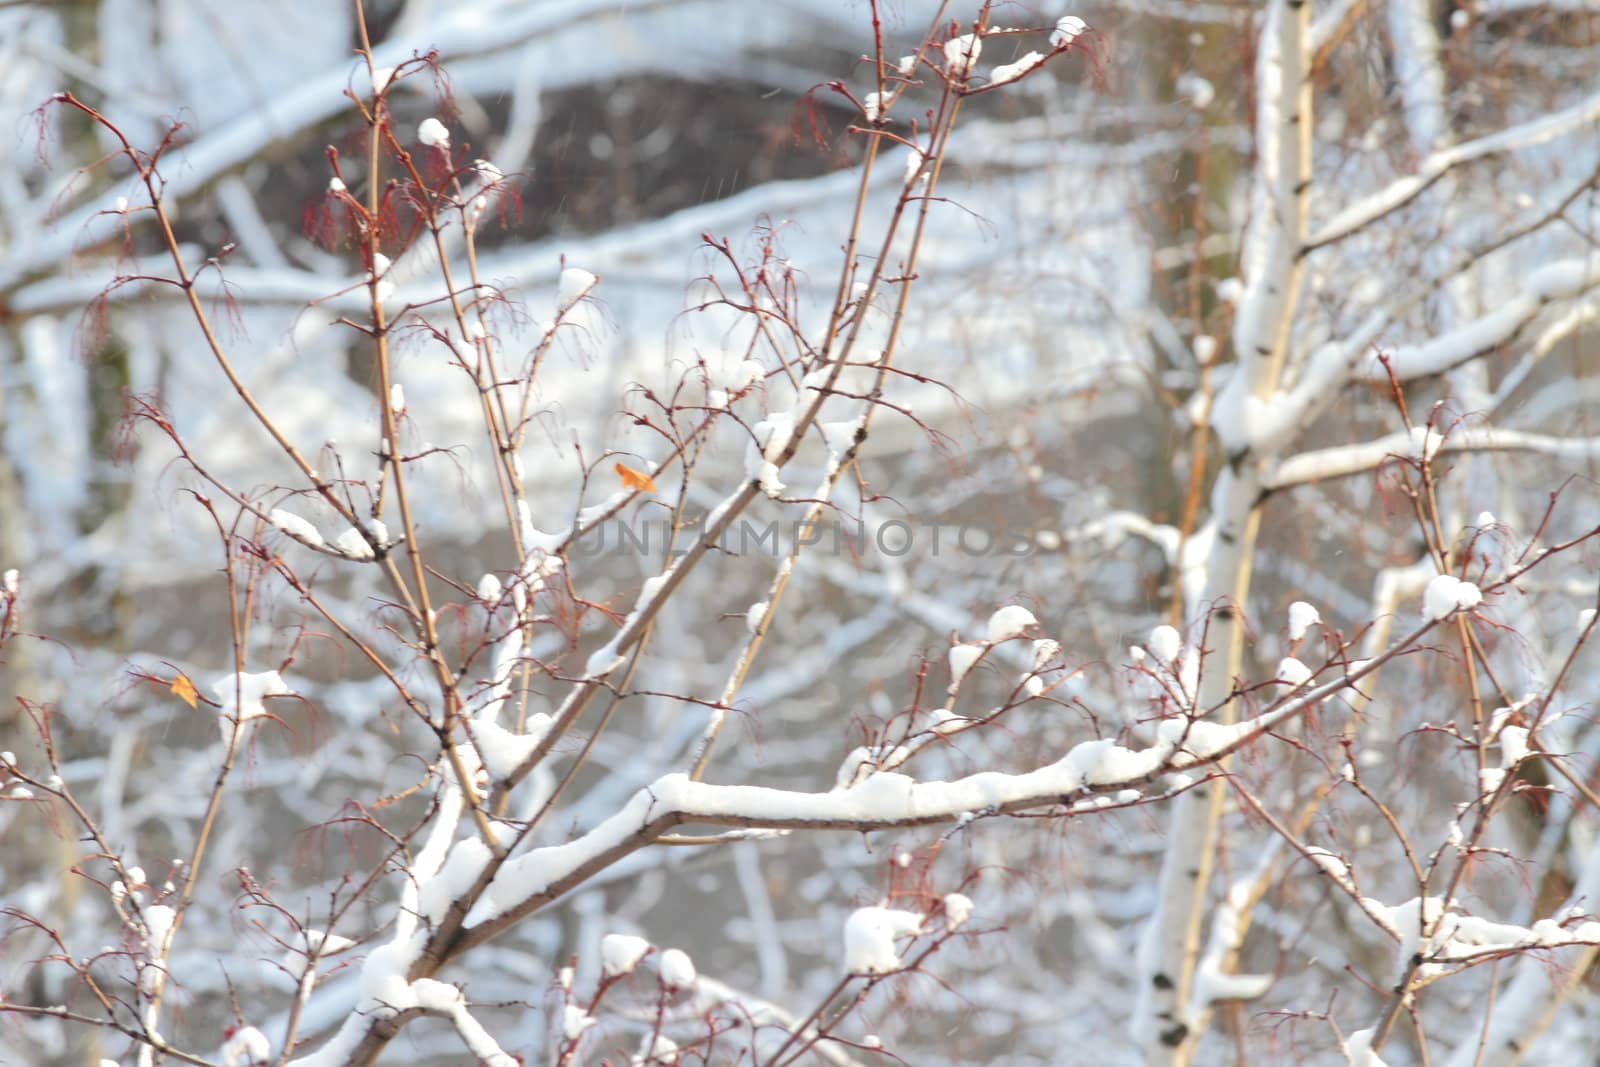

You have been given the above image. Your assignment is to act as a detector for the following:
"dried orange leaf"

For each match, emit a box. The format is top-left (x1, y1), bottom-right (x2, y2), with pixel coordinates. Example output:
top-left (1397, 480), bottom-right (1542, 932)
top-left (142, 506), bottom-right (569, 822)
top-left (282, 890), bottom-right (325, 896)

top-left (614, 462), bottom-right (656, 493)
top-left (171, 673), bottom-right (198, 709)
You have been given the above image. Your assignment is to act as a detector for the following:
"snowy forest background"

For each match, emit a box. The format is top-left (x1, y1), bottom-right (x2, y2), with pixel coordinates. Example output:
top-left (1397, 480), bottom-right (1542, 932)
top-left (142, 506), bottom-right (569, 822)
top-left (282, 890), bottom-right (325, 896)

top-left (2, 1), bottom-right (1599, 1065)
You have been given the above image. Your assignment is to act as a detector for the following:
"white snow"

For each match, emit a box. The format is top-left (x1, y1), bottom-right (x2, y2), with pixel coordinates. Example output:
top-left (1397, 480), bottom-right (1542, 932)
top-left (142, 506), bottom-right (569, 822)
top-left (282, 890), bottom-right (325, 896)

top-left (1287, 601), bottom-right (1320, 641)
top-left (1176, 72), bottom-right (1215, 109)
top-left (1345, 1027), bottom-right (1391, 1067)
top-left (862, 91), bottom-right (884, 122)
top-left (221, 1025), bottom-right (271, 1067)
top-left (212, 671), bottom-right (293, 736)
top-left (638, 572), bottom-right (670, 609)
top-left (658, 947), bottom-right (696, 989)
top-left (1423, 574), bottom-right (1482, 621)
top-left (942, 892), bottom-right (974, 931)
top-left (562, 1004), bottom-right (595, 1040)
top-left (418, 117), bottom-right (450, 148)
top-left (1156, 718), bottom-right (1253, 762)
top-left (833, 743), bottom-right (912, 789)
top-left (754, 411), bottom-right (795, 463)
top-left (632, 1034), bottom-right (679, 1064)
top-left (745, 600), bottom-right (768, 634)
top-left (304, 928), bottom-right (355, 958)
top-left (985, 604), bottom-right (1037, 643)
top-left (1050, 15), bottom-right (1089, 48)
top-left (1371, 895), bottom-right (1448, 960)
top-left (584, 643), bottom-right (626, 679)
top-left (1077, 739), bottom-right (1165, 784)
top-left (844, 906), bottom-right (924, 974)
top-left (990, 51), bottom-right (1045, 86)
top-left (407, 978), bottom-right (518, 1066)
top-left (1410, 424), bottom-right (1443, 462)
top-left (584, 571), bottom-right (675, 678)
top-left (943, 34), bottom-right (982, 78)
top-left (731, 359), bottom-right (765, 389)
top-left (334, 520), bottom-right (388, 559)
top-left (1194, 962), bottom-right (1271, 1005)
top-left (411, 979), bottom-right (458, 1012)
top-left (903, 147), bottom-right (927, 186)
top-left (143, 904), bottom-right (176, 953)
top-left (1498, 725), bottom-right (1529, 766)
top-left (1304, 847), bottom-right (1351, 886)
top-left (601, 932), bottom-right (652, 977)
top-left (1581, 608), bottom-right (1596, 634)
top-left (1224, 391), bottom-right (1303, 455)
top-left (474, 715), bottom-right (552, 781)
top-left (948, 643), bottom-right (984, 690)
top-left (1275, 657), bottom-right (1312, 688)
top-left (1369, 259), bottom-right (1600, 382)
top-left (285, 927), bottom-right (356, 979)
top-left (1147, 624), bottom-right (1182, 663)
top-left (757, 461), bottom-right (785, 498)
top-left (467, 160), bottom-right (505, 221)
top-left (334, 527), bottom-right (371, 559)
top-left (419, 838), bottom-right (493, 925)
top-left (557, 267), bottom-right (598, 310)
top-left (269, 508), bottom-right (324, 547)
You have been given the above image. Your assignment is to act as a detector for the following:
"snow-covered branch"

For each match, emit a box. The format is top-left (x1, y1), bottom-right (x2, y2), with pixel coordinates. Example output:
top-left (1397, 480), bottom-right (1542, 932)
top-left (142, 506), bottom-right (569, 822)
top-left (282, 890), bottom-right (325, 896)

top-left (1357, 259), bottom-right (1600, 382)
top-left (1304, 88), bottom-right (1600, 252)
top-left (8, 3), bottom-right (1600, 1065)
top-left (1270, 426), bottom-right (1600, 489)
top-left (1141, 0), bottom-right (1313, 1059)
